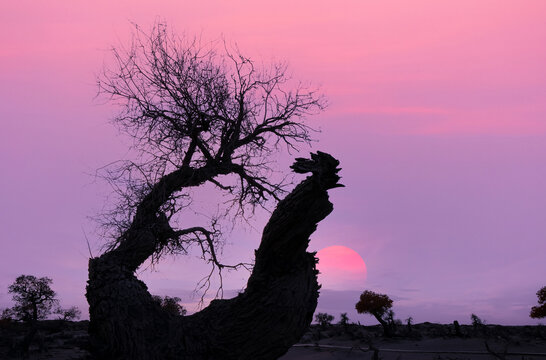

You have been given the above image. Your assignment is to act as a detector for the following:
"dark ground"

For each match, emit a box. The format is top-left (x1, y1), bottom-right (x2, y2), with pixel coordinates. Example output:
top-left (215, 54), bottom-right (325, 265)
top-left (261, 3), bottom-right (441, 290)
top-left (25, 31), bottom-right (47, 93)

top-left (282, 322), bottom-right (546, 359)
top-left (1, 319), bottom-right (545, 359)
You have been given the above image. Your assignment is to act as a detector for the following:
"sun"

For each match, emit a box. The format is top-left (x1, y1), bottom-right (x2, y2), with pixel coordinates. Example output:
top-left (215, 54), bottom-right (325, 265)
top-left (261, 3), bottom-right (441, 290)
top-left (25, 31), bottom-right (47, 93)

top-left (315, 245), bottom-right (367, 291)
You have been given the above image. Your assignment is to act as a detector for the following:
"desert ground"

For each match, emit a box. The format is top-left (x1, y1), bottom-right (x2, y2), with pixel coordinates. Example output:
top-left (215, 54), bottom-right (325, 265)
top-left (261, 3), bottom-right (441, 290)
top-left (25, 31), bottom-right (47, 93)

top-left (1, 320), bottom-right (545, 359)
top-left (280, 323), bottom-right (546, 360)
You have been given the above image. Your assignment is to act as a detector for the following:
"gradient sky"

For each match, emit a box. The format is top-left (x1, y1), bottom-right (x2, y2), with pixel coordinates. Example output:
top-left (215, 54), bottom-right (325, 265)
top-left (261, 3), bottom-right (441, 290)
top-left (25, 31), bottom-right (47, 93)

top-left (1, 1), bottom-right (546, 325)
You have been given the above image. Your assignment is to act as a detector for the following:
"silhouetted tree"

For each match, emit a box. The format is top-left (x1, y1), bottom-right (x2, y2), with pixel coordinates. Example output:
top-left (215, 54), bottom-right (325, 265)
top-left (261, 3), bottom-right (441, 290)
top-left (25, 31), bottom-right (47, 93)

top-left (315, 312), bottom-right (334, 329)
top-left (337, 312), bottom-right (350, 333)
top-left (6, 275), bottom-right (58, 323)
top-left (338, 312), bottom-right (349, 326)
top-left (3, 275), bottom-right (78, 356)
top-left (470, 313), bottom-right (487, 336)
top-left (405, 316), bottom-right (413, 333)
top-left (470, 313), bottom-right (483, 327)
top-left (530, 286), bottom-right (546, 319)
top-left (453, 320), bottom-right (463, 337)
top-left (355, 290), bottom-right (396, 337)
top-left (152, 295), bottom-right (187, 316)
top-left (55, 305), bottom-right (82, 321)
top-left (4, 275), bottom-right (81, 324)
top-left (86, 22), bottom-right (340, 359)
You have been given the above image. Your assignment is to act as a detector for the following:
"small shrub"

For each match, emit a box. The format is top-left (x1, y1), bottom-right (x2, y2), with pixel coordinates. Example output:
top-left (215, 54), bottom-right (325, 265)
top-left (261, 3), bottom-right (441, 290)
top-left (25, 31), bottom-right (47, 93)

top-left (470, 313), bottom-right (487, 336)
top-left (152, 295), bottom-right (187, 316)
top-left (0, 309), bottom-right (13, 329)
top-left (55, 306), bottom-right (81, 321)
top-left (471, 313), bottom-right (484, 328)
top-left (405, 317), bottom-right (413, 333)
top-left (530, 286), bottom-right (546, 319)
top-left (338, 313), bottom-right (349, 327)
top-left (315, 312), bottom-right (334, 329)
top-left (1, 308), bottom-right (13, 321)
top-left (453, 320), bottom-right (463, 337)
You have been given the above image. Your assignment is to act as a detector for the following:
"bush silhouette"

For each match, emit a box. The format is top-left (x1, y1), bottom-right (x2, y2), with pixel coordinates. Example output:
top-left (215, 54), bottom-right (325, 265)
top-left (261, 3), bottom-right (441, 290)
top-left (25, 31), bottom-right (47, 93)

top-left (315, 312), bottom-right (334, 329)
top-left (470, 313), bottom-right (483, 327)
top-left (338, 312), bottom-right (349, 326)
top-left (55, 306), bottom-right (81, 321)
top-left (152, 295), bottom-right (187, 316)
top-left (530, 286), bottom-right (546, 319)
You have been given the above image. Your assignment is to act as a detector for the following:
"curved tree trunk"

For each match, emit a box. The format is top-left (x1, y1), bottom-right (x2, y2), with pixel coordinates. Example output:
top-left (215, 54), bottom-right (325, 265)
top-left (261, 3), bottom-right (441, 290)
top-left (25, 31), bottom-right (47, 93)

top-left (86, 152), bottom-right (342, 359)
top-left (372, 313), bottom-right (394, 338)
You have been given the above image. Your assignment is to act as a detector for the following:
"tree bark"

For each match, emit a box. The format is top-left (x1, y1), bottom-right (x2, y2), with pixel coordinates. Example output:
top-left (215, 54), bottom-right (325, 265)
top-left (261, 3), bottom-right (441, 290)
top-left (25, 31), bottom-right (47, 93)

top-left (86, 152), bottom-right (342, 359)
top-left (371, 312), bottom-right (394, 338)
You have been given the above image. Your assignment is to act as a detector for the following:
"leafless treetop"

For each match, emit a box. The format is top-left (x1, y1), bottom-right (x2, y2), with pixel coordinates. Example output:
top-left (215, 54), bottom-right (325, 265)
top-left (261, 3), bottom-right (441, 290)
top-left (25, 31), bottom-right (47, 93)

top-left (94, 23), bottom-right (326, 290)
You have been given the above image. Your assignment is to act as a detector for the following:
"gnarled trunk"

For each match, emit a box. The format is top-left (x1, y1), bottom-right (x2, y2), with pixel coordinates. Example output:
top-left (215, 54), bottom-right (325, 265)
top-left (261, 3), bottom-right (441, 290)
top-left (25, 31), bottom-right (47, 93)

top-left (86, 152), bottom-right (342, 359)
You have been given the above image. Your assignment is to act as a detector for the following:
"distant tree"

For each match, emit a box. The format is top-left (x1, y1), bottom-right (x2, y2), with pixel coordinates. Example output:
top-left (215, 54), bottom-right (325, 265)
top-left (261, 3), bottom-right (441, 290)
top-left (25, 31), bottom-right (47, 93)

top-left (470, 313), bottom-right (487, 336)
top-left (453, 320), bottom-right (463, 337)
top-left (337, 312), bottom-right (350, 333)
top-left (355, 290), bottom-right (396, 336)
top-left (152, 295), bottom-right (187, 316)
top-left (7, 275), bottom-right (58, 323)
top-left (315, 312), bottom-right (334, 329)
top-left (338, 312), bottom-right (349, 326)
top-left (5, 275), bottom-right (54, 356)
top-left (55, 305), bottom-right (82, 321)
top-left (530, 286), bottom-right (546, 319)
top-left (4, 275), bottom-right (80, 355)
top-left (405, 316), bottom-right (413, 333)
top-left (470, 313), bottom-right (483, 328)
top-left (5, 275), bottom-right (80, 324)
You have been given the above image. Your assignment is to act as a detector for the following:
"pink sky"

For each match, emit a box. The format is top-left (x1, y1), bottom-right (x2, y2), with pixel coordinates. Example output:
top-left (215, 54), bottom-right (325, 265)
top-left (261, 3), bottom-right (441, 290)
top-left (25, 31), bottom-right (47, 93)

top-left (1, 1), bottom-right (546, 325)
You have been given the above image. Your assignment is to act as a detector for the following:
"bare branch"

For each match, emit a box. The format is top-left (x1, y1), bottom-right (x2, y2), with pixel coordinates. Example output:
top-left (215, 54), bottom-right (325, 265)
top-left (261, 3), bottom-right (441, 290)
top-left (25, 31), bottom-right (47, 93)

top-left (94, 21), bottom-right (325, 297)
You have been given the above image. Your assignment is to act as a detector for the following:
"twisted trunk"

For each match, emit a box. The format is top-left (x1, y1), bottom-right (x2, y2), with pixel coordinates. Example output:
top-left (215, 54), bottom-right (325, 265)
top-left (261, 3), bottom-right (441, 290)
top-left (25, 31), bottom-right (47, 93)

top-left (86, 152), bottom-right (341, 359)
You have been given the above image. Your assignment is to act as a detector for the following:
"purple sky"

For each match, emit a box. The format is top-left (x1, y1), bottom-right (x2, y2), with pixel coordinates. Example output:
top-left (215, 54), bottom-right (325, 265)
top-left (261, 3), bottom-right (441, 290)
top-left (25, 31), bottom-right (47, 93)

top-left (1, 1), bottom-right (546, 325)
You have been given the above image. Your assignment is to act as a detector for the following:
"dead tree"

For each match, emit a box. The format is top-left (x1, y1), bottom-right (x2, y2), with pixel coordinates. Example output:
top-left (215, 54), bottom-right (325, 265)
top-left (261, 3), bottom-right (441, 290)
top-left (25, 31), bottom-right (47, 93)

top-left (86, 23), bottom-right (340, 359)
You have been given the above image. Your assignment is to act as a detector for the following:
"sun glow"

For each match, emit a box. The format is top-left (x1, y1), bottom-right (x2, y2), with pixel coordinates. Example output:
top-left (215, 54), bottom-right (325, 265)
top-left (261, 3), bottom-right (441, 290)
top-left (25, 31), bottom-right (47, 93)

top-left (316, 245), bottom-right (367, 291)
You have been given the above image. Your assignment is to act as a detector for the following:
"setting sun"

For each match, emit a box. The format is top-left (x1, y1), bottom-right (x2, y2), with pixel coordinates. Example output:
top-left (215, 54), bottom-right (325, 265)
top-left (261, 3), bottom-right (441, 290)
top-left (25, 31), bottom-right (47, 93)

top-left (316, 245), bottom-right (367, 291)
